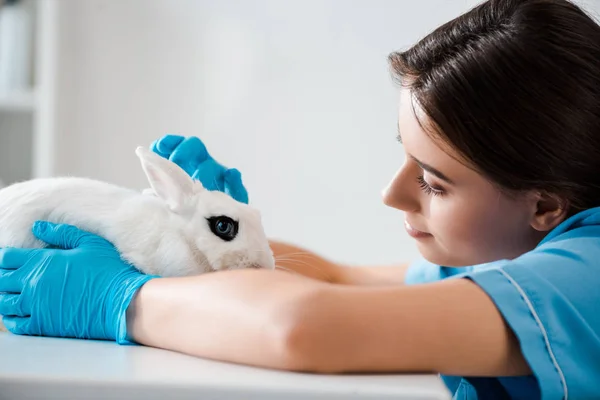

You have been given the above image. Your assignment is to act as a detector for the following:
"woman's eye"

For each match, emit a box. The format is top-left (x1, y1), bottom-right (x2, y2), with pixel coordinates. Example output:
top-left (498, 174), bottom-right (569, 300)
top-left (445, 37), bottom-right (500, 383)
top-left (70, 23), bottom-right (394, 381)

top-left (207, 216), bottom-right (239, 241)
top-left (416, 175), bottom-right (445, 197)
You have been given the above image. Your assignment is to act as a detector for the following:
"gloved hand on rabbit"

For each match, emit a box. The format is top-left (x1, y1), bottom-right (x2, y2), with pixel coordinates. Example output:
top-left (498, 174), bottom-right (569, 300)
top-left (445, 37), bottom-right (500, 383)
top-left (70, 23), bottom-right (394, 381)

top-left (0, 221), bottom-right (154, 343)
top-left (151, 134), bottom-right (249, 204)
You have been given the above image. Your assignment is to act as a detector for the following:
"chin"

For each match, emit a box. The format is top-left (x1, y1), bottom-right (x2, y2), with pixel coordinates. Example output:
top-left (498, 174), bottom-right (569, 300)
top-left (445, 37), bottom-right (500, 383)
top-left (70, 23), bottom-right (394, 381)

top-left (417, 242), bottom-right (476, 267)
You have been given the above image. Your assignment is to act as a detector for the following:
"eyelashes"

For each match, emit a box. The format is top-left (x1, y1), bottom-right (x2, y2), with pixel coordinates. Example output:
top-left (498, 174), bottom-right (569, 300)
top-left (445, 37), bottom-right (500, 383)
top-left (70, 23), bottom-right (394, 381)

top-left (416, 175), bottom-right (445, 197)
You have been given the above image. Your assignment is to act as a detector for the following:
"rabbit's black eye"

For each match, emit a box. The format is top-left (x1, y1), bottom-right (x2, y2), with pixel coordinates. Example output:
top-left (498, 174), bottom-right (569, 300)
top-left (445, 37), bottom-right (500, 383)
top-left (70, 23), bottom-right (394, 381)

top-left (207, 216), bottom-right (238, 242)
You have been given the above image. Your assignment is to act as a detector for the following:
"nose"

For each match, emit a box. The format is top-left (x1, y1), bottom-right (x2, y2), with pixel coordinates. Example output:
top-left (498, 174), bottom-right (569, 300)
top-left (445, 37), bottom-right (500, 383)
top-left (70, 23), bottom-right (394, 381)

top-left (254, 251), bottom-right (276, 270)
top-left (250, 261), bottom-right (275, 270)
top-left (382, 162), bottom-right (421, 213)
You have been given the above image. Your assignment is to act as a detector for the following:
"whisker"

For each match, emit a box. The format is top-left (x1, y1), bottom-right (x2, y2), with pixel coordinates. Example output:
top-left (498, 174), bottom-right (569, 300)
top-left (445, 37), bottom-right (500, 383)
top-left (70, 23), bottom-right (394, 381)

top-left (275, 265), bottom-right (302, 276)
top-left (274, 257), bottom-right (318, 266)
top-left (275, 253), bottom-right (321, 260)
top-left (274, 251), bottom-right (319, 257)
top-left (274, 259), bottom-right (334, 281)
top-left (274, 257), bottom-right (322, 266)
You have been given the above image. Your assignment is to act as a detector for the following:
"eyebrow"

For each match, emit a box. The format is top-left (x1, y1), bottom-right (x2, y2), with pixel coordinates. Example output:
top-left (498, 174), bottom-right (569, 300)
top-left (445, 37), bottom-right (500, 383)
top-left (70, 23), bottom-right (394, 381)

top-left (396, 127), bottom-right (455, 185)
top-left (409, 155), bottom-right (455, 185)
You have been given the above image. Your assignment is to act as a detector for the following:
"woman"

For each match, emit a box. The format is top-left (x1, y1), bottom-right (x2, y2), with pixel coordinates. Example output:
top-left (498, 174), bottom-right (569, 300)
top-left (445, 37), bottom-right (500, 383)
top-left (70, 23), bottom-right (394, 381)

top-left (1, 0), bottom-right (599, 398)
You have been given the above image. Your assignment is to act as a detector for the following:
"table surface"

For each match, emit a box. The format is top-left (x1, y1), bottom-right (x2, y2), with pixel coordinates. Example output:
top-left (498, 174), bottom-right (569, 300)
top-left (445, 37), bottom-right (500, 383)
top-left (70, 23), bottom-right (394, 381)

top-left (0, 332), bottom-right (451, 400)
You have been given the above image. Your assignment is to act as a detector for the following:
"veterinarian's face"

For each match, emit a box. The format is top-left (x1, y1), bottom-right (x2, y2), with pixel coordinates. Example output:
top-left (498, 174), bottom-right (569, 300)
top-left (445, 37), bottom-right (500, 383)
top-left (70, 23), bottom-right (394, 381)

top-left (382, 87), bottom-right (544, 267)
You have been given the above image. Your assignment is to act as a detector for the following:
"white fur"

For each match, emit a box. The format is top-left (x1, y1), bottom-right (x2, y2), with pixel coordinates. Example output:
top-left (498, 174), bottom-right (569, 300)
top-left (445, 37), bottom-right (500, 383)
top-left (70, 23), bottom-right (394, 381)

top-left (0, 147), bottom-right (275, 278)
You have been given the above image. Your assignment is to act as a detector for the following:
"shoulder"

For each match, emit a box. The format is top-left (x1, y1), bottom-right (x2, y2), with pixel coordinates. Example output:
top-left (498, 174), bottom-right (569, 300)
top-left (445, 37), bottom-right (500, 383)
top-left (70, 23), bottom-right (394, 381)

top-left (460, 214), bottom-right (600, 400)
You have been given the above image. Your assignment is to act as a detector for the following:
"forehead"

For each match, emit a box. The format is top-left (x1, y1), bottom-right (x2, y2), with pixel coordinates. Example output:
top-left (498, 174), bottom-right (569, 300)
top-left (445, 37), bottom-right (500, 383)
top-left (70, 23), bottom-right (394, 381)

top-left (399, 90), bottom-right (445, 155)
top-left (397, 88), bottom-right (476, 182)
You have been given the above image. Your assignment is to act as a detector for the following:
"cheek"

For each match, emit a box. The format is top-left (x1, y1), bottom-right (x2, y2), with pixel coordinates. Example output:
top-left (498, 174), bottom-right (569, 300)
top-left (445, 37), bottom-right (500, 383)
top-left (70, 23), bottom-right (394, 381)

top-left (426, 194), bottom-right (527, 265)
top-left (427, 196), bottom-right (484, 240)
top-left (428, 196), bottom-right (504, 266)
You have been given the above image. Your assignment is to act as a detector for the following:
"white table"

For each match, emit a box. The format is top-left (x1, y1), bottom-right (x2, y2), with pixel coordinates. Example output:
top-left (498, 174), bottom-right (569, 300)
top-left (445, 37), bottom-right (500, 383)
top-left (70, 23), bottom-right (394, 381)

top-left (0, 332), bottom-right (451, 400)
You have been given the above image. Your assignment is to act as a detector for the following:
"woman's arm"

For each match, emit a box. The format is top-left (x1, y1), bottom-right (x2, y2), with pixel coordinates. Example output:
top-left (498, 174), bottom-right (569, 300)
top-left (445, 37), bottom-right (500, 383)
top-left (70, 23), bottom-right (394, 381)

top-left (127, 268), bottom-right (530, 376)
top-left (126, 269), bottom-right (329, 370)
top-left (269, 240), bottom-right (408, 286)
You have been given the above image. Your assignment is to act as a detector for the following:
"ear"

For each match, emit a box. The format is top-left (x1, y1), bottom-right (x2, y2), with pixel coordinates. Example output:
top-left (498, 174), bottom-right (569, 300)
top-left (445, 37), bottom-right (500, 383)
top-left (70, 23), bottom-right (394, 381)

top-left (135, 146), bottom-right (202, 212)
top-left (530, 191), bottom-right (569, 232)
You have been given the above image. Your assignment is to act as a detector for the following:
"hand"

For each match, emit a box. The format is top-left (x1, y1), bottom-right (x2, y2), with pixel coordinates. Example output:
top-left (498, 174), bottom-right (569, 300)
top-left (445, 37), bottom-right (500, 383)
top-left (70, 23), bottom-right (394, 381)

top-left (151, 134), bottom-right (249, 204)
top-left (0, 221), bottom-right (156, 343)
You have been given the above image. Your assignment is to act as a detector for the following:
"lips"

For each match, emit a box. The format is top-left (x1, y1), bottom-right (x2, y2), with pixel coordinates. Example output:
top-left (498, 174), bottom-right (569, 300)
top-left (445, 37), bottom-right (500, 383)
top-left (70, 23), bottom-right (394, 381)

top-left (404, 220), bottom-right (432, 239)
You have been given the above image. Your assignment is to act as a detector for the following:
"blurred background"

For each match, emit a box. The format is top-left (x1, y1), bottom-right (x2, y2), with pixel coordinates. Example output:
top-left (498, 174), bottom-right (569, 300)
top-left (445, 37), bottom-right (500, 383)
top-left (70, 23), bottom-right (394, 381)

top-left (1, 0), bottom-right (599, 266)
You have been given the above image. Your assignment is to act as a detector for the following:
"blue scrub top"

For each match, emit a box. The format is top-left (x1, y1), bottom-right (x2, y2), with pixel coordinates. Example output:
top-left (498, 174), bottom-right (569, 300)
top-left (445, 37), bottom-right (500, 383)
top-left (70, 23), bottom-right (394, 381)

top-left (404, 207), bottom-right (600, 400)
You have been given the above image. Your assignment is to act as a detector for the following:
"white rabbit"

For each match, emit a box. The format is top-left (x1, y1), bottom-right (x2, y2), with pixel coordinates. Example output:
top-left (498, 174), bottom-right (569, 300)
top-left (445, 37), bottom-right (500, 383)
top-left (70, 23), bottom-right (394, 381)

top-left (0, 146), bottom-right (276, 332)
top-left (0, 146), bottom-right (275, 333)
top-left (0, 145), bottom-right (275, 278)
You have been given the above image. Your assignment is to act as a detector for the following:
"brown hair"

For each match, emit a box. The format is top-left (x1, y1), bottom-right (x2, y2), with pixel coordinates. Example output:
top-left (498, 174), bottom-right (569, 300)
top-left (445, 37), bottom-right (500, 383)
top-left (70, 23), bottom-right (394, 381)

top-left (389, 0), bottom-right (600, 215)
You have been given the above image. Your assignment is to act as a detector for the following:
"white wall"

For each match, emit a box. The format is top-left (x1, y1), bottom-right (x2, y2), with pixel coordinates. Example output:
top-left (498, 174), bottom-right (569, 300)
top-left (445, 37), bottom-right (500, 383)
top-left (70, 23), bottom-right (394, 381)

top-left (46, 0), bottom-right (600, 266)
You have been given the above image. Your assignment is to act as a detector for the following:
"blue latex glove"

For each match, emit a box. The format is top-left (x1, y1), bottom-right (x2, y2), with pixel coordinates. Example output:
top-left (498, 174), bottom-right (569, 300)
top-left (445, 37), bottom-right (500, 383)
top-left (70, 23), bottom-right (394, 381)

top-left (151, 134), bottom-right (249, 204)
top-left (0, 221), bottom-right (156, 344)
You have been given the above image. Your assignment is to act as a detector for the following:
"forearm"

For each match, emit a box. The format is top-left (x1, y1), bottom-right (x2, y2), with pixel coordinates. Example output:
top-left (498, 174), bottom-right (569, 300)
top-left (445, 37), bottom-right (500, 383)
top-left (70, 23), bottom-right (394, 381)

top-left (126, 269), bottom-right (327, 370)
top-left (287, 278), bottom-right (531, 376)
top-left (269, 239), bottom-right (408, 286)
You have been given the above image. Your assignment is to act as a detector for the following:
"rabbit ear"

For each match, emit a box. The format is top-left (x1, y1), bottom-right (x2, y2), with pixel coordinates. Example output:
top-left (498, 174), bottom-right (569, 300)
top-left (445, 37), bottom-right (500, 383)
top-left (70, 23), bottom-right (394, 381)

top-left (135, 146), bottom-right (201, 212)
